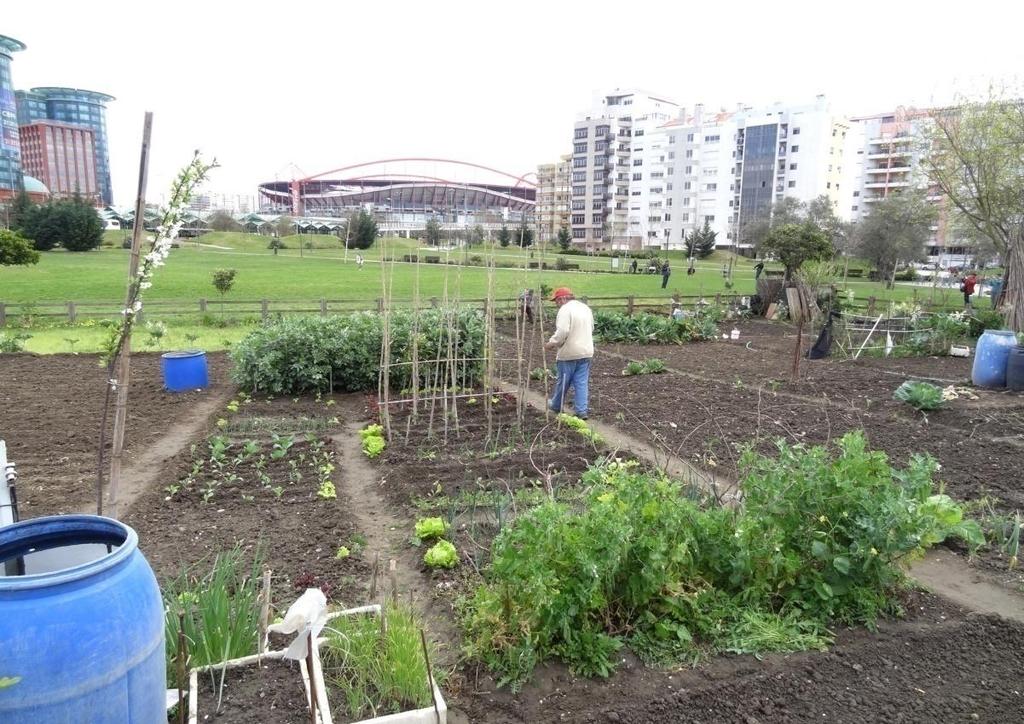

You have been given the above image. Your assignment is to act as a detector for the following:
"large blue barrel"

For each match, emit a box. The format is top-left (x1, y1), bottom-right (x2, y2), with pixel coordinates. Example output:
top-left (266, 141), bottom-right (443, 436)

top-left (161, 350), bottom-right (209, 391)
top-left (1007, 345), bottom-right (1024, 392)
top-left (971, 330), bottom-right (1018, 388)
top-left (0, 515), bottom-right (165, 723)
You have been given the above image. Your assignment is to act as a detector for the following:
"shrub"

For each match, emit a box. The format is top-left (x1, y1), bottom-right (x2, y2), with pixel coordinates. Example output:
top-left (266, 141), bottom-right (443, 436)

top-left (463, 433), bottom-right (981, 690)
top-left (593, 310), bottom-right (720, 345)
top-left (622, 358), bottom-right (667, 376)
top-left (424, 539), bottom-right (458, 569)
top-left (231, 308), bottom-right (485, 394)
top-left (903, 311), bottom-right (971, 355)
top-left (0, 229), bottom-right (40, 266)
top-left (414, 517), bottom-right (448, 540)
top-left (893, 381), bottom-right (945, 411)
top-left (0, 333), bottom-right (31, 353)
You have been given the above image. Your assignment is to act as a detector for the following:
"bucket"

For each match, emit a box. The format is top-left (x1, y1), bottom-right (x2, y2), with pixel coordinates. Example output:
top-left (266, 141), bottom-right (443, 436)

top-left (971, 330), bottom-right (1018, 388)
top-left (0, 515), bottom-right (165, 723)
top-left (1007, 345), bottom-right (1024, 392)
top-left (161, 350), bottom-right (209, 392)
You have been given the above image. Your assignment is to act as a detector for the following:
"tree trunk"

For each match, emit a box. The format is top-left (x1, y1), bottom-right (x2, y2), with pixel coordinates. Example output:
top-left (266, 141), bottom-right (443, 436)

top-left (1004, 242), bottom-right (1024, 332)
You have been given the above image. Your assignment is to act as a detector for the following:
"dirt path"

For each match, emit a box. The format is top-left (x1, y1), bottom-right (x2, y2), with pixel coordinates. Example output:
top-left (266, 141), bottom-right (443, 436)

top-left (329, 396), bottom-right (466, 672)
top-left (78, 388), bottom-right (233, 516)
top-left (499, 374), bottom-right (1024, 623)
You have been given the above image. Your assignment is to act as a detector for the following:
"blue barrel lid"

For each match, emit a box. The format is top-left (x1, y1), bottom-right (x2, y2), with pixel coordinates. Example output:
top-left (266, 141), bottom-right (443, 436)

top-left (0, 515), bottom-right (138, 592)
top-left (981, 330), bottom-right (1015, 337)
top-left (161, 350), bottom-right (205, 359)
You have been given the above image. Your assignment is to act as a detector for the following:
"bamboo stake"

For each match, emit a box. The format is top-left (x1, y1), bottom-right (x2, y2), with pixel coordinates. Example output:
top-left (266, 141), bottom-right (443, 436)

top-left (484, 254), bottom-right (496, 441)
top-left (258, 568), bottom-right (271, 657)
top-left (177, 611), bottom-right (187, 724)
top-left (306, 632), bottom-right (317, 724)
top-left (106, 111), bottom-right (153, 519)
top-left (420, 629), bottom-right (441, 724)
top-left (369, 551), bottom-right (380, 600)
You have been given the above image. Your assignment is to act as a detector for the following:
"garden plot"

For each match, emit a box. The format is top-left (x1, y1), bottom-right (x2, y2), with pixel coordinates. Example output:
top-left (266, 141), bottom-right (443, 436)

top-left (123, 392), bottom-right (371, 607)
top-left (0, 351), bottom-right (232, 517)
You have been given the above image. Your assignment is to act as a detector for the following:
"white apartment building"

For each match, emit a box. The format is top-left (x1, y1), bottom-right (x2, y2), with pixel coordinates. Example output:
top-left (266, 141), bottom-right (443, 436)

top-left (570, 89), bottom-right (680, 248)
top-left (661, 96), bottom-right (848, 253)
top-left (841, 107), bottom-right (969, 267)
top-left (536, 155), bottom-right (571, 246)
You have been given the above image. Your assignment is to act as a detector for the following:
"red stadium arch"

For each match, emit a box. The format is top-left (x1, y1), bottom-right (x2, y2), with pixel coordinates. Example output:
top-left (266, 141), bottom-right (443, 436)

top-left (300, 158), bottom-right (538, 189)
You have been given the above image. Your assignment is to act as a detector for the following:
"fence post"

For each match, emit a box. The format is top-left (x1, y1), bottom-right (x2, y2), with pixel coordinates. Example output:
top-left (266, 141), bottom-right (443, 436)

top-left (376, 297), bottom-right (384, 313)
top-left (867, 296), bottom-right (876, 315)
top-left (320, 298), bottom-right (327, 316)
top-left (626, 295), bottom-right (635, 316)
top-left (199, 298), bottom-right (207, 313)
top-left (0, 303), bottom-right (7, 327)
top-left (714, 293), bottom-right (721, 306)
top-left (261, 299), bottom-right (269, 322)
top-left (430, 296), bottom-right (439, 308)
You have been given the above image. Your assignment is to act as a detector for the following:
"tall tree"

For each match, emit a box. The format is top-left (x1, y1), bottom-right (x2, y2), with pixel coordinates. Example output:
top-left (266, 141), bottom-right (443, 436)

top-left (744, 197), bottom-right (805, 248)
top-left (207, 210), bottom-right (240, 232)
top-left (0, 229), bottom-right (40, 266)
top-left (7, 190), bottom-right (36, 232)
top-left (498, 225), bottom-right (511, 248)
top-left (20, 198), bottom-right (104, 252)
top-left (761, 223), bottom-right (833, 282)
top-left (853, 190), bottom-right (937, 287)
top-left (347, 208), bottom-right (378, 250)
top-left (685, 219), bottom-right (717, 258)
top-left (516, 221), bottom-right (534, 248)
top-left (470, 224), bottom-right (486, 246)
top-left (425, 217), bottom-right (441, 246)
top-left (925, 94), bottom-right (1024, 330)
top-left (556, 226), bottom-right (572, 252)
top-left (274, 215), bottom-right (294, 238)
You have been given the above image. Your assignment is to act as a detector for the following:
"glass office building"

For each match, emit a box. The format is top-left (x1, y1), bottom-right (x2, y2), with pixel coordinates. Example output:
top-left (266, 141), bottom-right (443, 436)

top-left (17, 87), bottom-right (115, 204)
top-left (0, 35), bottom-right (27, 198)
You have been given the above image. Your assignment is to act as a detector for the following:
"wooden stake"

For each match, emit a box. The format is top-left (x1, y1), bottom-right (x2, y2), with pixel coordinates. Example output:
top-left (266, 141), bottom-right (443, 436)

top-left (177, 610), bottom-right (187, 724)
top-left (369, 551), bottom-right (380, 600)
top-left (388, 558), bottom-right (398, 602)
top-left (306, 632), bottom-right (318, 724)
top-left (106, 111), bottom-right (153, 519)
top-left (419, 629), bottom-right (441, 724)
top-left (258, 568), bottom-right (272, 657)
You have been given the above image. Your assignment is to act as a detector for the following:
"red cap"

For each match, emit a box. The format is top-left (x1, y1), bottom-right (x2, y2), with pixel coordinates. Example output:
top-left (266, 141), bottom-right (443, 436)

top-left (550, 286), bottom-right (573, 301)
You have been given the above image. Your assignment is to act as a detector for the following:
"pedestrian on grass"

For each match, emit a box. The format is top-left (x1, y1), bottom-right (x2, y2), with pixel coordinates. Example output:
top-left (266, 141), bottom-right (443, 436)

top-left (754, 261), bottom-right (765, 280)
top-left (355, 253), bottom-right (364, 270)
top-left (961, 271), bottom-right (980, 308)
top-left (518, 288), bottom-right (535, 324)
top-left (661, 260), bottom-right (671, 289)
top-left (630, 258), bottom-right (638, 274)
top-left (544, 287), bottom-right (594, 419)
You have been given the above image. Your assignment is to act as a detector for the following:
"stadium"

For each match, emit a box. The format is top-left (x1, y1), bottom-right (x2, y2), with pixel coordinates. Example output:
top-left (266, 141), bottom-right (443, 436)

top-left (258, 158), bottom-right (536, 236)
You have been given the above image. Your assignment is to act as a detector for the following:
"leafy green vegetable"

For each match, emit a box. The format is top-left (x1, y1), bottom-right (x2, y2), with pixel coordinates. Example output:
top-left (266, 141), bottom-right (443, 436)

top-left (414, 517), bottom-right (448, 540)
top-left (424, 539), bottom-right (458, 569)
top-left (894, 380), bottom-right (945, 411)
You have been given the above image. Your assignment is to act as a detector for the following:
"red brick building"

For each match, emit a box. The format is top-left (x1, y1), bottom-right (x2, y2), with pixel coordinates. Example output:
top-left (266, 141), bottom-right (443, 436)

top-left (17, 120), bottom-right (99, 202)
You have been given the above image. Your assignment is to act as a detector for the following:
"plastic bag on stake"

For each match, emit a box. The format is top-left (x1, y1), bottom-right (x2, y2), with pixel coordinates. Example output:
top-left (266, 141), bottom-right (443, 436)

top-left (266, 588), bottom-right (327, 660)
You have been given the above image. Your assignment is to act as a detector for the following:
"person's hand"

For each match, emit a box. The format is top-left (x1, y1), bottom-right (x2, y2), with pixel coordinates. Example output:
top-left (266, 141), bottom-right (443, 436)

top-left (544, 341), bottom-right (558, 351)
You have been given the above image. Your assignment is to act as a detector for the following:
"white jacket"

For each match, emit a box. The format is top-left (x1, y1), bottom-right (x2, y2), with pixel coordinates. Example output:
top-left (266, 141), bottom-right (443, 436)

top-left (548, 299), bottom-right (594, 361)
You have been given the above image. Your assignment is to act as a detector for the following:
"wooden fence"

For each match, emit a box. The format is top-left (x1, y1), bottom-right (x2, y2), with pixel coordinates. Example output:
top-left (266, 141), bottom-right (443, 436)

top-left (0, 288), bottom-right (964, 328)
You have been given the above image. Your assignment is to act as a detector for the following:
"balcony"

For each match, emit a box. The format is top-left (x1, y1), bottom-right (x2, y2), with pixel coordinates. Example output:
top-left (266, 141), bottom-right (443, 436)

top-left (864, 180), bottom-right (910, 189)
top-left (865, 166), bottom-right (912, 174)
top-left (866, 151), bottom-right (911, 160)
top-left (868, 135), bottom-right (913, 145)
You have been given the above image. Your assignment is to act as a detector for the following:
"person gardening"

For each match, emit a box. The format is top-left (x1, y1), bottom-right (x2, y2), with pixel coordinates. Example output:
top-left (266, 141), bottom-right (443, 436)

top-left (544, 287), bottom-right (594, 419)
top-left (661, 260), bottom-right (671, 289)
top-left (961, 271), bottom-right (980, 308)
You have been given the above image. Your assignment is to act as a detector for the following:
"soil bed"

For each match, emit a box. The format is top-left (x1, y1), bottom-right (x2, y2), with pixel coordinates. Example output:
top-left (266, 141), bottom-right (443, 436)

top-left (124, 393), bottom-right (370, 607)
top-left (195, 658), bottom-right (308, 724)
top-left (0, 351), bottom-right (232, 517)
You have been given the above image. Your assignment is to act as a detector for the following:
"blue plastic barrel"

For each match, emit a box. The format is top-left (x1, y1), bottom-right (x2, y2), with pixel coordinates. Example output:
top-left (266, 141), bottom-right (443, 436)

top-left (161, 350), bottom-right (209, 391)
top-left (0, 515), bottom-right (165, 723)
top-left (971, 329), bottom-right (1018, 388)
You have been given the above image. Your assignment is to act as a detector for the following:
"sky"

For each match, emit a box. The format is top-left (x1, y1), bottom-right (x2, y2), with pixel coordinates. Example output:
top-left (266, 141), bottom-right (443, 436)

top-left (4, 0), bottom-right (1022, 207)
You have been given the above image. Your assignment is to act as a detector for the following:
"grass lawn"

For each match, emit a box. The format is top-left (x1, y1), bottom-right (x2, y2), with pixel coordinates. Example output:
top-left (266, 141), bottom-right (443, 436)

top-left (4, 234), bottom-right (934, 307)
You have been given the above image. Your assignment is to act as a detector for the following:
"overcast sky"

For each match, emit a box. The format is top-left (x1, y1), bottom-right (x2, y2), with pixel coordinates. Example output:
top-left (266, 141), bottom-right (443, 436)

top-left (5, 0), bottom-right (1022, 207)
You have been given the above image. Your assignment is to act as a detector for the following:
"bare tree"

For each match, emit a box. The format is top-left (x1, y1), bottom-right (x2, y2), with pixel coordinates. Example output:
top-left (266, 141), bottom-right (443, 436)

top-left (924, 92), bottom-right (1024, 330)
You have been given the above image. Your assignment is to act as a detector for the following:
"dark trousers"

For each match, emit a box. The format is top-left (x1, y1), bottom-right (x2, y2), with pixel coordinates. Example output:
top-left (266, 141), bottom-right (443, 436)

top-left (661, 274), bottom-right (670, 289)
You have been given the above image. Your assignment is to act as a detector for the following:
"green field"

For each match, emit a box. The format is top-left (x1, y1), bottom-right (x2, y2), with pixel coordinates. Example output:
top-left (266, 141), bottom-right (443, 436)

top-left (0, 232), bottom-right (966, 354)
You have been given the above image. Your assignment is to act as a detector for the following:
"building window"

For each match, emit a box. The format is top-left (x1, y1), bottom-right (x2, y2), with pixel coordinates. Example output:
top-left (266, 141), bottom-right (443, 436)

top-left (793, 127), bottom-right (800, 135)
top-left (853, 190), bottom-right (860, 197)
top-left (633, 159), bottom-right (643, 166)
top-left (572, 171), bottom-right (586, 182)
top-left (666, 183), bottom-right (673, 191)
top-left (631, 190), bottom-right (641, 196)
top-left (571, 200), bottom-right (585, 210)
top-left (572, 185), bottom-right (585, 196)
top-left (667, 167), bottom-right (674, 175)
top-left (788, 181), bottom-right (796, 188)
top-left (682, 197), bottom-right (691, 206)
top-left (632, 172), bottom-right (642, 181)
top-left (685, 149), bottom-right (693, 158)
top-left (574, 128), bottom-right (588, 139)
top-left (668, 135), bottom-right (676, 144)
top-left (595, 141), bottom-right (607, 151)
top-left (573, 142), bottom-right (587, 153)
top-left (826, 182), bottom-right (831, 189)
top-left (704, 135), bottom-right (720, 143)
top-left (686, 133), bottom-right (694, 142)
top-left (684, 165), bottom-right (692, 175)
top-left (592, 185), bottom-right (604, 195)
top-left (791, 145), bottom-right (799, 153)
top-left (571, 214), bottom-right (585, 224)
top-left (573, 228), bottom-right (586, 238)
top-left (664, 213), bottom-right (671, 221)
top-left (852, 205), bottom-right (859, 211)
top-left (592, 200), bottom-right (603, 210)
top-left (704, 215), bottom-right (715, 224)
top-left (683, 181), bottom-right (691, 190)
top-left (682, 213), bottom-right (690, 222)
top-left (573, 157), bottom-right (587, 168)
top-left (789, 163), bottom-right (797, 170)
top-left (704, 183), bottom-right (717, 191)
top-left (634, 129), bottom-right (644, 136)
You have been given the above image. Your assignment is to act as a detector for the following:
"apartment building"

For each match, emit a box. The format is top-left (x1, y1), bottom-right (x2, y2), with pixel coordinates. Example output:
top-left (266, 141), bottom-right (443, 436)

top-left (662, 96), bottom-right (848, 252)
top-left (841, 107), bottom-right (968, 267)
top-left (535, 154), bottom-right (571, 245)
top-left (569, 89), bottom-right (680, 248)
top-left (18, 120), bottom-right (100, 202)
